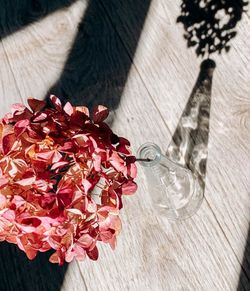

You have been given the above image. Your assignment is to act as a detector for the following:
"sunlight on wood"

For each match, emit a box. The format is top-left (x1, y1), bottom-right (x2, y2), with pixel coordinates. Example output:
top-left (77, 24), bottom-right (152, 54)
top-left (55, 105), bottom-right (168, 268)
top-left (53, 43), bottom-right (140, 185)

top-left (0, 0), bottom-right (87, 104)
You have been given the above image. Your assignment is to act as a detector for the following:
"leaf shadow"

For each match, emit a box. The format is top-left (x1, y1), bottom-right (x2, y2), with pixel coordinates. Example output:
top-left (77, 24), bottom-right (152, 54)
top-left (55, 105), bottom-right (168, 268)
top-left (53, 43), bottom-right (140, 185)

top-left (177, 0), bottom-right (248, 56)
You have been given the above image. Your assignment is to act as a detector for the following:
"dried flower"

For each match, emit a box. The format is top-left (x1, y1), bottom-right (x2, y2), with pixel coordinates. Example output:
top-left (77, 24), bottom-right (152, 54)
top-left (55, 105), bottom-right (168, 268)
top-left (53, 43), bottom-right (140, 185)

top-left (0, 96), bottom-right (137, 265)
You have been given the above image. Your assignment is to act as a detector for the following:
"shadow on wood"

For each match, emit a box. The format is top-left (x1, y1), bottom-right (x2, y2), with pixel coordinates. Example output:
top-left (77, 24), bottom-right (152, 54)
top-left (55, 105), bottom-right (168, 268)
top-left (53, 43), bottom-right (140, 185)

top-left (0, 0), bottom-right (76, 40)
top-left (166, 59), bottom-right (216, 192)
top-left (237, 227), bottom-right (250, 290)
top-left (0, 242), bottom-right (68, 291)
top-left (46, 0), bottom-right (152, 113)
top-left (177, 0), bottom-right (248, 56)
top-left (0, 1), bottom-right (152, 290)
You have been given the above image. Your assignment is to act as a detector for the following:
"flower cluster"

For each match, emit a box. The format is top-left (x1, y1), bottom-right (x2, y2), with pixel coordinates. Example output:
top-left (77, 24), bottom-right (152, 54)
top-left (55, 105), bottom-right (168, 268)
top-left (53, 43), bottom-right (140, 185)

top-left (0, 96), bottom-right (137, 265)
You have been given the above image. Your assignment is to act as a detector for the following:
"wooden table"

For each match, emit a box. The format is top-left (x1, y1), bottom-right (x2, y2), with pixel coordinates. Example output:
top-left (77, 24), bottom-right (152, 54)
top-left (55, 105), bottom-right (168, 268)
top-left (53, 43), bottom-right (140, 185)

top-left (0, 1), bottom-right (249, 290)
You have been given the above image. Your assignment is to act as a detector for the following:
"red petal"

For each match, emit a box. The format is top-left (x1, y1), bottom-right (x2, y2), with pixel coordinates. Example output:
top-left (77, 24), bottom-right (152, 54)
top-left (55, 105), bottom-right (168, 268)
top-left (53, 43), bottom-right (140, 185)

top-left (93, 105), bottom-right (109, 123)
top-left (2, 133), bottom-right (17, 155)
top-left (28, 98), bottom-right (46, 112)
top-left (50, 95), bottom-right (62, 111)
top-left (87, 246), bottom-right (99, 261)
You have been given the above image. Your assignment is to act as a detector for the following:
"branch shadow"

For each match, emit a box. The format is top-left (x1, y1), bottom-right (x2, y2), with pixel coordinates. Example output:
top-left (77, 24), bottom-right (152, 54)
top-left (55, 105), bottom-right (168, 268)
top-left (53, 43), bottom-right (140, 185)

top-left (166, 59), bottom-right (216, 195)
top-left (45, 0), bottom-right (152, 116)
top-left (177, 0), bottom-right (248, 57)
top-left (0, 0), bottom-right (151, 290)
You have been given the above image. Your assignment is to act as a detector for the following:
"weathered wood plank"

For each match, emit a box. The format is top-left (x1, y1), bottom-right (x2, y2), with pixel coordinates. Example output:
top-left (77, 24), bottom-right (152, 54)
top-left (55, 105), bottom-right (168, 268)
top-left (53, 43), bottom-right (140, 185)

top-left (1, 0), bottom-right (87, 103)
top-left (0, 41), bottom-right (22, 111)
top-left (0, 2), bottom-right (87, 291)
top-left (99, 0), bottom-right (250, 288)
top-left (0, 0), bottom-right (249, 290)
top-left (76, 63), bottom-right (246, 291)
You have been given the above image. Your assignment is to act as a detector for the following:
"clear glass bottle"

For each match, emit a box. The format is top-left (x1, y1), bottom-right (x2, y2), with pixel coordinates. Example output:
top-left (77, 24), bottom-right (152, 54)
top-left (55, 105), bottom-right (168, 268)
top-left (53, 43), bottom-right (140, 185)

top-left (137, 142), bottom-right (203, 220)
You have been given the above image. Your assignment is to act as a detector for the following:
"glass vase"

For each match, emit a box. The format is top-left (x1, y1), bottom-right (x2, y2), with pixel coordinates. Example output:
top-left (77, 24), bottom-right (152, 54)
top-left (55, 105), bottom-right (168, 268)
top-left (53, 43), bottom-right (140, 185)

top-left (137, 142), bottom-right (203, 220)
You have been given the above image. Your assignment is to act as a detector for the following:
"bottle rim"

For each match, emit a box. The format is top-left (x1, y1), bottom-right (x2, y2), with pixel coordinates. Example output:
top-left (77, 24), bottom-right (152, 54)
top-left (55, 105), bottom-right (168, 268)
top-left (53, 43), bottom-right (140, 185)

top-left (137, 142), bottom-right (161, 167)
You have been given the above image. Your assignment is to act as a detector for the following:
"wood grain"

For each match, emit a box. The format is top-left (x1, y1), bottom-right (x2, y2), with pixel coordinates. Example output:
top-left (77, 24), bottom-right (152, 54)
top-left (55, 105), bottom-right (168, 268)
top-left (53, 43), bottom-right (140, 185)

top-left (99, 0), bottom-right (250, 289)
top-left (1, 0), bottom-right (87, 103)
top-left (0, 0), bottom-right (249, 290)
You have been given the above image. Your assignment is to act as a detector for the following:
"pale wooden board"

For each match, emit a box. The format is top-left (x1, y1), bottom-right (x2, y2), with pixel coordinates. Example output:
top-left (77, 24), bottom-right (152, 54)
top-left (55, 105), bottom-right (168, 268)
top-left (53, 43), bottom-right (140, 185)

top-left (1, 0), bottom-right (87, 103)
top-left (77, 64), bottom-right (247, 291)
top-left (99, 0), bottom-right (250, 289)
top-left (0, 0), bottom-right (249, 290)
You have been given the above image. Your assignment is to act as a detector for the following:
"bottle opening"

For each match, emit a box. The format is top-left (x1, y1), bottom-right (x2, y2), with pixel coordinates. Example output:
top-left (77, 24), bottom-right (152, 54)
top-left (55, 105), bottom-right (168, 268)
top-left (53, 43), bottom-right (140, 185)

top-left (137, 142), bottom-right (161, 167)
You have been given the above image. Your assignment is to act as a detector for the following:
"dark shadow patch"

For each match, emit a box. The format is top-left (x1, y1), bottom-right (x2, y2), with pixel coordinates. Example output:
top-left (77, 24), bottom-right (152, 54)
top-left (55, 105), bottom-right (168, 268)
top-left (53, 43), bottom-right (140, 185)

top-left (46, 0), bottom-right (152, 114)
top-left (0, 0), bottom-right (76, 39)
top-left (237, 227), bottom-right (250, 291)
top-left (177, 0), bottom-right (248, 56)
top-left (0, 242), bottom-right (68, 291)
top-left (0, 1), bottom-right (152, 290)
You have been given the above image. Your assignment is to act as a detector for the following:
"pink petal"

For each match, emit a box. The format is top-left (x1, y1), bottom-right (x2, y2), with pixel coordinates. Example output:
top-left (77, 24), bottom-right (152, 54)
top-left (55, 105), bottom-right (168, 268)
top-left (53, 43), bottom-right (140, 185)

top-left (128, 163), bottom-right (137, 178)
top-left (15, 176), bottom-right (36, 187)
top-left (25, 247), bottom-right (38, 260)
top-left (14, 119), bottom-right (30, 137)
top-left (36, 151), bottom-right (54, 161)
top-left (63, 102), bottom-right (74, 116)
top-left (73, 134), bottom-right (89, 147)
top-left (51, 161), bottom-right (68, 170)
top-left (11, 103), bottom-right (26, 115)
top-left (109, 152), bottom-right (126, 173)
top-left (121, 180), bottom-right (137, 195)
top-left (0, 177), bottom-right (8, 189)
top-left (0, 194), bottom-right (7, 209)
top-left (2, 209), bottom-right (15, 221)
top-left (52, 151), bottom-right (62, 163)
top-left (33, 112), bottom-right (48, 122)
top-left (77, 234), bottom-right (94, 249)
